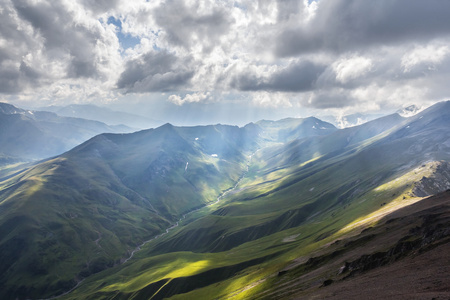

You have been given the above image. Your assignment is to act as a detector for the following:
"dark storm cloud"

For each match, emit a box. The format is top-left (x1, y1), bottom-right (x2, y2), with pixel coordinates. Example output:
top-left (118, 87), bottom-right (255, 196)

top-left (276, 0), bottom-right (450, 57)
top-left (231, 60), bottom-right (325, 92)
top-left (117, 51), bottom-right (194, 92)
top-left (13, 0), bottom-right (103, 78)
top-left (153, 0), bottom-right (231, 52)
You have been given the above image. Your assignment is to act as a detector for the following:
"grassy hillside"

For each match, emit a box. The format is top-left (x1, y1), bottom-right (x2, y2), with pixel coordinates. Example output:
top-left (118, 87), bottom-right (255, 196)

top-left (59, 102), bottom-right (450, 299)
top-left (0, 120), bottom-right (291, 299)
top-left (1, 102), bottom-right (450, 299)
top-left (0, 155), bottom-right (171, 298)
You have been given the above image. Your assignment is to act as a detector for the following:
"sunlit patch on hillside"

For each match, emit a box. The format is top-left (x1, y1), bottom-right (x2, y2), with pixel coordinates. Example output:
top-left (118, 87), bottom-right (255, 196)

top-left (335, 161), bottom-right (440, 236)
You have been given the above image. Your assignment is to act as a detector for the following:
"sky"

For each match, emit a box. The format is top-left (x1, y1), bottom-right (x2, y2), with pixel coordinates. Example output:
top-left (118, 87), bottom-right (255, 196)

top-left (1, 0), bottom-right (450, 125)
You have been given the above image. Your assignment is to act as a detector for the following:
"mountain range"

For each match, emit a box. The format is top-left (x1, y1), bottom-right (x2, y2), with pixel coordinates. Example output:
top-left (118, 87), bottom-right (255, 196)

top-left (0, 102), bottom-right (133, 162)
top-left (0, 101), bottom-right (449, 299)
top-left (41, 104), bottom-right (162, 130)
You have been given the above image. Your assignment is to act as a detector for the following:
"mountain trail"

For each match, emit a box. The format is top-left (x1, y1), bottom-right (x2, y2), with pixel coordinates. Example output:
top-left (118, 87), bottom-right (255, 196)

top-left (94, 230), bottom-right (102, 248)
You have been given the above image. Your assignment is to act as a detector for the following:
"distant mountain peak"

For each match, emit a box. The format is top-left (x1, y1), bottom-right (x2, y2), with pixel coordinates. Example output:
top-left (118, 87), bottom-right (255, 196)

top-left (0, 102), bottom-right (26, 115)
top-left (320, 112), bottom-right (386, 129)
top-left (160, 122), bottom-right (175, 129)
top-left (396, 104), bottom-right (423, 117)
top-left (40, 103), bottom-right (162, 129)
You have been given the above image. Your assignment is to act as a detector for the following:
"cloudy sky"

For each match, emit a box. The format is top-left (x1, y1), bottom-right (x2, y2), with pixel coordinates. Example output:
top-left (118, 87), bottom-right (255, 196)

top-left (1, 0), bottom-right (450, 125)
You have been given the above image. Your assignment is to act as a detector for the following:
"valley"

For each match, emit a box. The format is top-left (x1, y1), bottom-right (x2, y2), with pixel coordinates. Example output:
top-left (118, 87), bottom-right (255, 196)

top-left (123, 153), bottom-right (254, 265)
top-left (0, 102), bottom-right (450, 299)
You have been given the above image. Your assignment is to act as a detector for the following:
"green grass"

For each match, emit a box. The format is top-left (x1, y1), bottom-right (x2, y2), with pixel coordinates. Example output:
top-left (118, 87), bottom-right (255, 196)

top-left (0, 123), bottom-right (260, 298)
top-left (2, 108), bottom-right (450, 299)
top-left (59, 135), bottom-right (445, 299)
top-left (63, 113), bottom-right (450, 299)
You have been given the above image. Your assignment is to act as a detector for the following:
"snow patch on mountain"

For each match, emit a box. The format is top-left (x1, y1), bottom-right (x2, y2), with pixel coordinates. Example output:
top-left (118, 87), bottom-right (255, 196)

top-left (396, 105), bottom-right (424, 118)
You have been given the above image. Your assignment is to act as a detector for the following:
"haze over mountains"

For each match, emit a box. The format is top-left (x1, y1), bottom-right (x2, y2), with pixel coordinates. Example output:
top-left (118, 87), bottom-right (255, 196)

top-left (0, 101), bottom-right (449, 299)
top-left (0, 103), bottom-right (134, 162)
top-left (41, 104), bottom-right (162, 130)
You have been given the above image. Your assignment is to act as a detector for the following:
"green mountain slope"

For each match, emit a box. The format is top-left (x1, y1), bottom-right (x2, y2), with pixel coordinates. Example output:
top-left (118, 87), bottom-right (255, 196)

top-left (0, 120), bottom-right (286, 299)
top-left (60, 101), bottom-right (450, 300)
top-left (252, 113), bottom-right (404, 171)
top-left (1, 102), bottom-right (450, 299)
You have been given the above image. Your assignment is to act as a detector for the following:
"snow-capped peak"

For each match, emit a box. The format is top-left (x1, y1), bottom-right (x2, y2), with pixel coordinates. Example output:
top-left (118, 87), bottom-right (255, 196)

top-left (396, 104), bottom-right (423, 118)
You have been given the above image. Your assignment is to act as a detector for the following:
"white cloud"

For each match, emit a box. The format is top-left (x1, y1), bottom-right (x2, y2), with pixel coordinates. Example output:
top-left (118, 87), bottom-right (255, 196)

top-left (168, 92), bottom-right (211, 106)
top-left (333, 55), bottom-right (373, 84)
top-left (2, 0), bottom-right (450, 123)
top-left (303, 0), bottom-right (318, 22)
top-left (350, 83), bottom-right (429, 111)
top-left (402, 44), bottom-right (450, 72)
top-left (251, 91), bottom-right (292, 108)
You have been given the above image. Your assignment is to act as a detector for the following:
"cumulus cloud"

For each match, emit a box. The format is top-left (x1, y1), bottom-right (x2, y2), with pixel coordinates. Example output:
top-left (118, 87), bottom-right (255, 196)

top-left (13, 0), bottom-right (119, 79)
top-left (117, 50), bottom-right (194, 92)
top-left (168, 92), bottom-right (210, 106)
top-left (251, 91), bottom-right (292, 108)
top-left (402, 44), bottom-right (450, 73)
top-left (0, 1), bottom-right (45, 93)
top-left (153, 0), bottom-right (231, 53)
top-left (276, 0), bottom-right (302, 22)
top-left (80, 0), bottom-right (120, 14)
top-left (1, 0), bottom-right (450, 120)
top-left (231, 60), bottom-right (326, 92)
top-left (0, 0), bottom-right (121, 98)
top-left (275, 0), bottom-right (450, 57)
top-left (333, 55), bottom-right (373, 84)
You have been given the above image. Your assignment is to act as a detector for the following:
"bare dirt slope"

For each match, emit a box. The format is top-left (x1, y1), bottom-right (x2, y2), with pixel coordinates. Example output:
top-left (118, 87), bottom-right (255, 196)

top-left (299, 242), bottom-right (450, 300)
